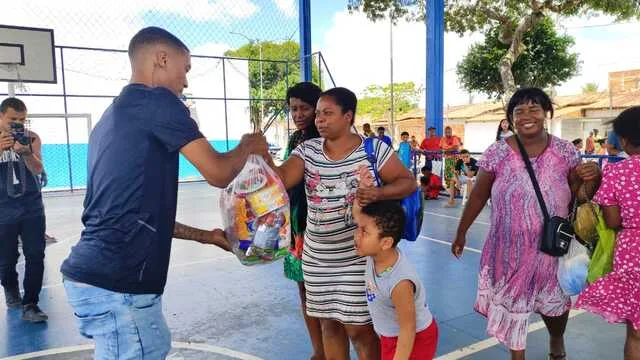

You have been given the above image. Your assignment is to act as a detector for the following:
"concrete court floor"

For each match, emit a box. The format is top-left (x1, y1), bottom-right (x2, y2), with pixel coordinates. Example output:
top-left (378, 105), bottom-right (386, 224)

top-left (0, 182), bottom-right (626, 359)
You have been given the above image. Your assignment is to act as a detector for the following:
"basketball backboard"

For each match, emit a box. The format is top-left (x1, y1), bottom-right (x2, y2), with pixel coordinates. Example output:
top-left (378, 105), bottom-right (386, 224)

top-left (0, 25), bottom-right (56, 83)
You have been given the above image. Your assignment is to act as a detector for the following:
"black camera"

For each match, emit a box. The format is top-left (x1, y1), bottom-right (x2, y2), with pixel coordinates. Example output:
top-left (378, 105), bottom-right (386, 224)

top-left (10, 122), bottom-right (30, 146)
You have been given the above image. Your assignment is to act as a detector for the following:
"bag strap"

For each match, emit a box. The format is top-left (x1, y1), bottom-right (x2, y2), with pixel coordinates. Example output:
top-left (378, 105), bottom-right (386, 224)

top-left (363, 137), bottom-right (382, 187)
top-left (514, 135), bottom-right (551, 221)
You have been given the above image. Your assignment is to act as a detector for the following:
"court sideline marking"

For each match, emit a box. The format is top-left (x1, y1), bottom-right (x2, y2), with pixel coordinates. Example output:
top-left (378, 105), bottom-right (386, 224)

top-left (424, 211), bottom-right (491, 226)
top-left (0, 341), bottom-right (263, 360)
top-left (435, 309), bottom-right (586, 359)
top-left (419, 235), bottom-right (483, 254)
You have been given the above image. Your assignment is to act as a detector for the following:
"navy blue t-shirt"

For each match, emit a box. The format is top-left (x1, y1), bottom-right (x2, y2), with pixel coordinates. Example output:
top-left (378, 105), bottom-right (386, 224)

top-left (61, 84), bottom-right (203, 294)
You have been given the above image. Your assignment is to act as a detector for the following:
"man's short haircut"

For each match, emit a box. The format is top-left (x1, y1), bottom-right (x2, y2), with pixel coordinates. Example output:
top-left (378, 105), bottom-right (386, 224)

top-left (460, 149), bottom-right (470, 155)
top-left (128, 27), bottom-right (189, 59)
top-left (0, 97), bottom-right (27, 113)
top-left (377, 126), bottom-right (385, 131)
top-left (401, 131), bottom-right (409, 137)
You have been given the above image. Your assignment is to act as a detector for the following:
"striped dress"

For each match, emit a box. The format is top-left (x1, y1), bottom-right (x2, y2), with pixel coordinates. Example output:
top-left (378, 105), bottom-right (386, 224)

top-left (291, 137), bottom-right (393, 325)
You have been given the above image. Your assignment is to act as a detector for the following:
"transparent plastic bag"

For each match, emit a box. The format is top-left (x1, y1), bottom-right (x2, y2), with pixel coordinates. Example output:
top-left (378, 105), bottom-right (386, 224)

top-left (220, 155), bottom-right (290, 265)
top-left (557, 240), bottom-right (590, 296)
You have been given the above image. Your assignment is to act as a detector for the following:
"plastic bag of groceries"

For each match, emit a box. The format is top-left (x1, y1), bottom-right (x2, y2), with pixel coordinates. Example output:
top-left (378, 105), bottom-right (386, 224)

top-left (557, 239), bottom-right (590, 296)
top-left (220, 155), bottom-right (290, 265)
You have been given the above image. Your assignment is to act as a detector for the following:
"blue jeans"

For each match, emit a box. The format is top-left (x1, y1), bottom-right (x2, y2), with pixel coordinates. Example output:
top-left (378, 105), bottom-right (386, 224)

top-left (63, 280), bottom-right (171, 359)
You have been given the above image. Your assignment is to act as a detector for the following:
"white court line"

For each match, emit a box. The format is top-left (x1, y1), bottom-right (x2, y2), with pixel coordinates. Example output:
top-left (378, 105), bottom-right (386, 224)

top-left (435, 309), bottom-right (586, 360)
top-left (17, 234), bottom-right (80, 266)
top-left (419, 235), bottom-right (482, 254)
top-left (424, 211), bottom-right (490, 226)
top-left (0, 341), bottom-right (263, 360)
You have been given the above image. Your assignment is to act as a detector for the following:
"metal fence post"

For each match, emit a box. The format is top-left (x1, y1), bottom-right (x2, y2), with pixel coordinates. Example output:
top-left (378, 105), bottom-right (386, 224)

top-left (60, 47), bottom-right (74, 192)
top-left (222, 58), bottom-right (230, 151)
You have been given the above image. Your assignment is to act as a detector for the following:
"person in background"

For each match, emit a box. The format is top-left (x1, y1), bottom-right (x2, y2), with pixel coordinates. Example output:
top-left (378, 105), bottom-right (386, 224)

top-left (398, 131), bottom-right (412, 169)
top-left (363, 123), bottom-right (375, 138)
top-left (449, 150), bottom-right (478, 207)
top-left (585, 131), bottom-right (596, 155)
top-left (572, 138), bottom-right (584, 153)
top-left (576, 106), bottom-right (640, 360)
top-left (496, 119), bottom-right (514, 141)
top-left (607, 130), bottom-right (627, 162)
top-left (420, 164), bottom-right (442, 200)
top-left (281, 82), bottom-right (326, 360)
top-left (410, 135), bottom-right (419, 151)
top-left (377, 126), bottom-right (393, 147)
top-left (440, 126), bottom-right (462, 207)
top-left (595, 139), bottom-right (606, 154)
top-left (354, 201), bottom-right (438, 360)
top-left (0, 97), bottom-right (48, 322)
top-left (419, 127), bottom-right (441, 161)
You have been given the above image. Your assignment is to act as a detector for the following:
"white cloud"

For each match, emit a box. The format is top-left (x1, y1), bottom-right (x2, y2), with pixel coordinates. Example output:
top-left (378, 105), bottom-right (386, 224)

top-left (273, 0), bottom-right (297, 18)
top-left (320, 10), bottom-right (484, 107)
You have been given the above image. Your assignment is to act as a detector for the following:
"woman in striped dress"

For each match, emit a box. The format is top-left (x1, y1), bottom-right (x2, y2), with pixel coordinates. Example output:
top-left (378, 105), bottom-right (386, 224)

top-left (268, 87), bottom-right (416, 359)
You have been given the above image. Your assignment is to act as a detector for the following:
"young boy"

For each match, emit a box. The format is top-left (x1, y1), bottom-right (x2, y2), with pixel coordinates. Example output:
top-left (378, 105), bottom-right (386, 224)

top-left (420, 165), bottom-right (442, 200)
top-left (354, 201), bottom-right (438, 360)
top-left (398, 131), bottom-right (412, 169)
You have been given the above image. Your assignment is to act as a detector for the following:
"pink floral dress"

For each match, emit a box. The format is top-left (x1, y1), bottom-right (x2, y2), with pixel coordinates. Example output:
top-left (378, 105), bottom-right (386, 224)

top-left (476, 136), bottom-right (580, 350)
top-left (576, 156), bottom-right (640, 330)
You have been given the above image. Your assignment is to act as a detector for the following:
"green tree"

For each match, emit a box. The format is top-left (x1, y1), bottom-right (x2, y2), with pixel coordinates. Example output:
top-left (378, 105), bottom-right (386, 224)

top-left (456, 17), bottom-right (579, 99)
top-left (225, 41), bottom-right (320, 128)
top-left (358, 82), bottom-right (423, 119)
top-left (582, 82), bottom-right (599, 93)
top-left (349, 0), bottom-right (640, 101)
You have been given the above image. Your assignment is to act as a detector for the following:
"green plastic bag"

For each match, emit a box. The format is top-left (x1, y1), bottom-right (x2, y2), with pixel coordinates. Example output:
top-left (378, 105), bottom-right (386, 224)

top-left (586, 206), bottom-right (617, 284)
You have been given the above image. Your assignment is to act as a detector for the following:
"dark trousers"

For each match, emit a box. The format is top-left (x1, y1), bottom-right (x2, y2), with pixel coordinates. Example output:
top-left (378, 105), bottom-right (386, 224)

top-left (0, 215), bottom-right (46, 305)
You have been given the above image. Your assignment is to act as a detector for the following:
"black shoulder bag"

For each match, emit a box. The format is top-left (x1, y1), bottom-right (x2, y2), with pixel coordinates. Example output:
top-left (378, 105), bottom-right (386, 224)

top-left (515, 135), bottom-right (573, 257)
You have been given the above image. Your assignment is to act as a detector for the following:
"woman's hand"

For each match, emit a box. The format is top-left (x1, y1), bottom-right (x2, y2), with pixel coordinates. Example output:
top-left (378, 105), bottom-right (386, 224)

top-left (451, 233), bottom-right (467, 258)
top-left (575, 162), bottom-right (600, 182)
top-left (356, 186), bottom-right (380, 207)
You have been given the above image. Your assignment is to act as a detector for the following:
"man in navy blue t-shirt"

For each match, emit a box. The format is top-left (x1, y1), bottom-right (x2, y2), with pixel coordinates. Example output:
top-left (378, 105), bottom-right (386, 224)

top-left (60, 27), bottom-right (268, 359)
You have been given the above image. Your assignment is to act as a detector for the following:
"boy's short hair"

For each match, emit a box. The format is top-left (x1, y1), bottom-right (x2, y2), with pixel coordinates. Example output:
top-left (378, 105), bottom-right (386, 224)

top-left (360, 200), bottom-right (405, 247)
top-left (401, 131), bottom-right (409, 137)
top-left (421, 164), bottom-right (431, 173)
top-left (460, 149), bottom-right (470, 155)
top-left (419, 176), bottom-right (429, 186)
top-left (377, 126), bottom-right (385, 131)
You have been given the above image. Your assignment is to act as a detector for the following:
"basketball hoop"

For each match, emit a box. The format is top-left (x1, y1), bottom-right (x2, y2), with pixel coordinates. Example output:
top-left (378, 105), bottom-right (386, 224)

top-left (0, 63), bottom-right (28, 96)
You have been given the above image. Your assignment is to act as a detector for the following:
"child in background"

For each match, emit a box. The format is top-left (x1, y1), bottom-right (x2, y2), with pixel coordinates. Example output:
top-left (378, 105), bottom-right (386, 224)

top-left (354, 201), bottom-right (438, 360)
top-left (576, 106), bottom-right (640, 359)
top-left (420, 165), bottom-right (442, 200)
top-left (398, 131), bottom-right (412, 169)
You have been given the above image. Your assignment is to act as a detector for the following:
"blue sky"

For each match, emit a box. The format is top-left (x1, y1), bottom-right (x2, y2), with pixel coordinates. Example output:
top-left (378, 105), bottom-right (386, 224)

top-left (140, 0), bottom-right (346, 52)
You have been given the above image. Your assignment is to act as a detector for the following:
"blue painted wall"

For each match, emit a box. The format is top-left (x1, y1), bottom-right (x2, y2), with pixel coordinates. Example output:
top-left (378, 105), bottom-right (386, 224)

top-left (40, 140), bottom-right (240, 190)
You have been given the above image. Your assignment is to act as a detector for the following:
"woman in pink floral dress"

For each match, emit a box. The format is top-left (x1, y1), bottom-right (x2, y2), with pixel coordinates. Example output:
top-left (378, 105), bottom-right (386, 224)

top-left (576, 106), bottom-right (640, 359)
top-left (451, 88), bottom-right (601, 360)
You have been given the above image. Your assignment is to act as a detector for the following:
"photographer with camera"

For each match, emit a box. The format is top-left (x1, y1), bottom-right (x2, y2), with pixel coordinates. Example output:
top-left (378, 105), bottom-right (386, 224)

top-left (0, 97), bottom-right (48, 322)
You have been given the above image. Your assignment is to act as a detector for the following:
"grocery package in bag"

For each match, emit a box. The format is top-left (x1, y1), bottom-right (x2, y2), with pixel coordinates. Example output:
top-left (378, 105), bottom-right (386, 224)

top-left (220, 155), bottom-right (291, 265)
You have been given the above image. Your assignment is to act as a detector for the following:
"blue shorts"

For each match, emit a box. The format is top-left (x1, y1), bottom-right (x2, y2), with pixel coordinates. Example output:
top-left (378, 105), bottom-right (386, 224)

top-left (63, 279), bottom-right (171, 359)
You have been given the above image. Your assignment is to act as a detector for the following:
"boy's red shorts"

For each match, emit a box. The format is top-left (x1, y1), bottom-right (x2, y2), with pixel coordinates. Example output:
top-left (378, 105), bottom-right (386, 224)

top-left (380, 320), bottom-right (438, 360)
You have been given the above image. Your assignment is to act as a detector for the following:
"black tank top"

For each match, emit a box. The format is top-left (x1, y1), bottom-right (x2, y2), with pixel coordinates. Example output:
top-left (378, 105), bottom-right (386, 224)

top-left (0, 150), bottom-right (43, 223)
